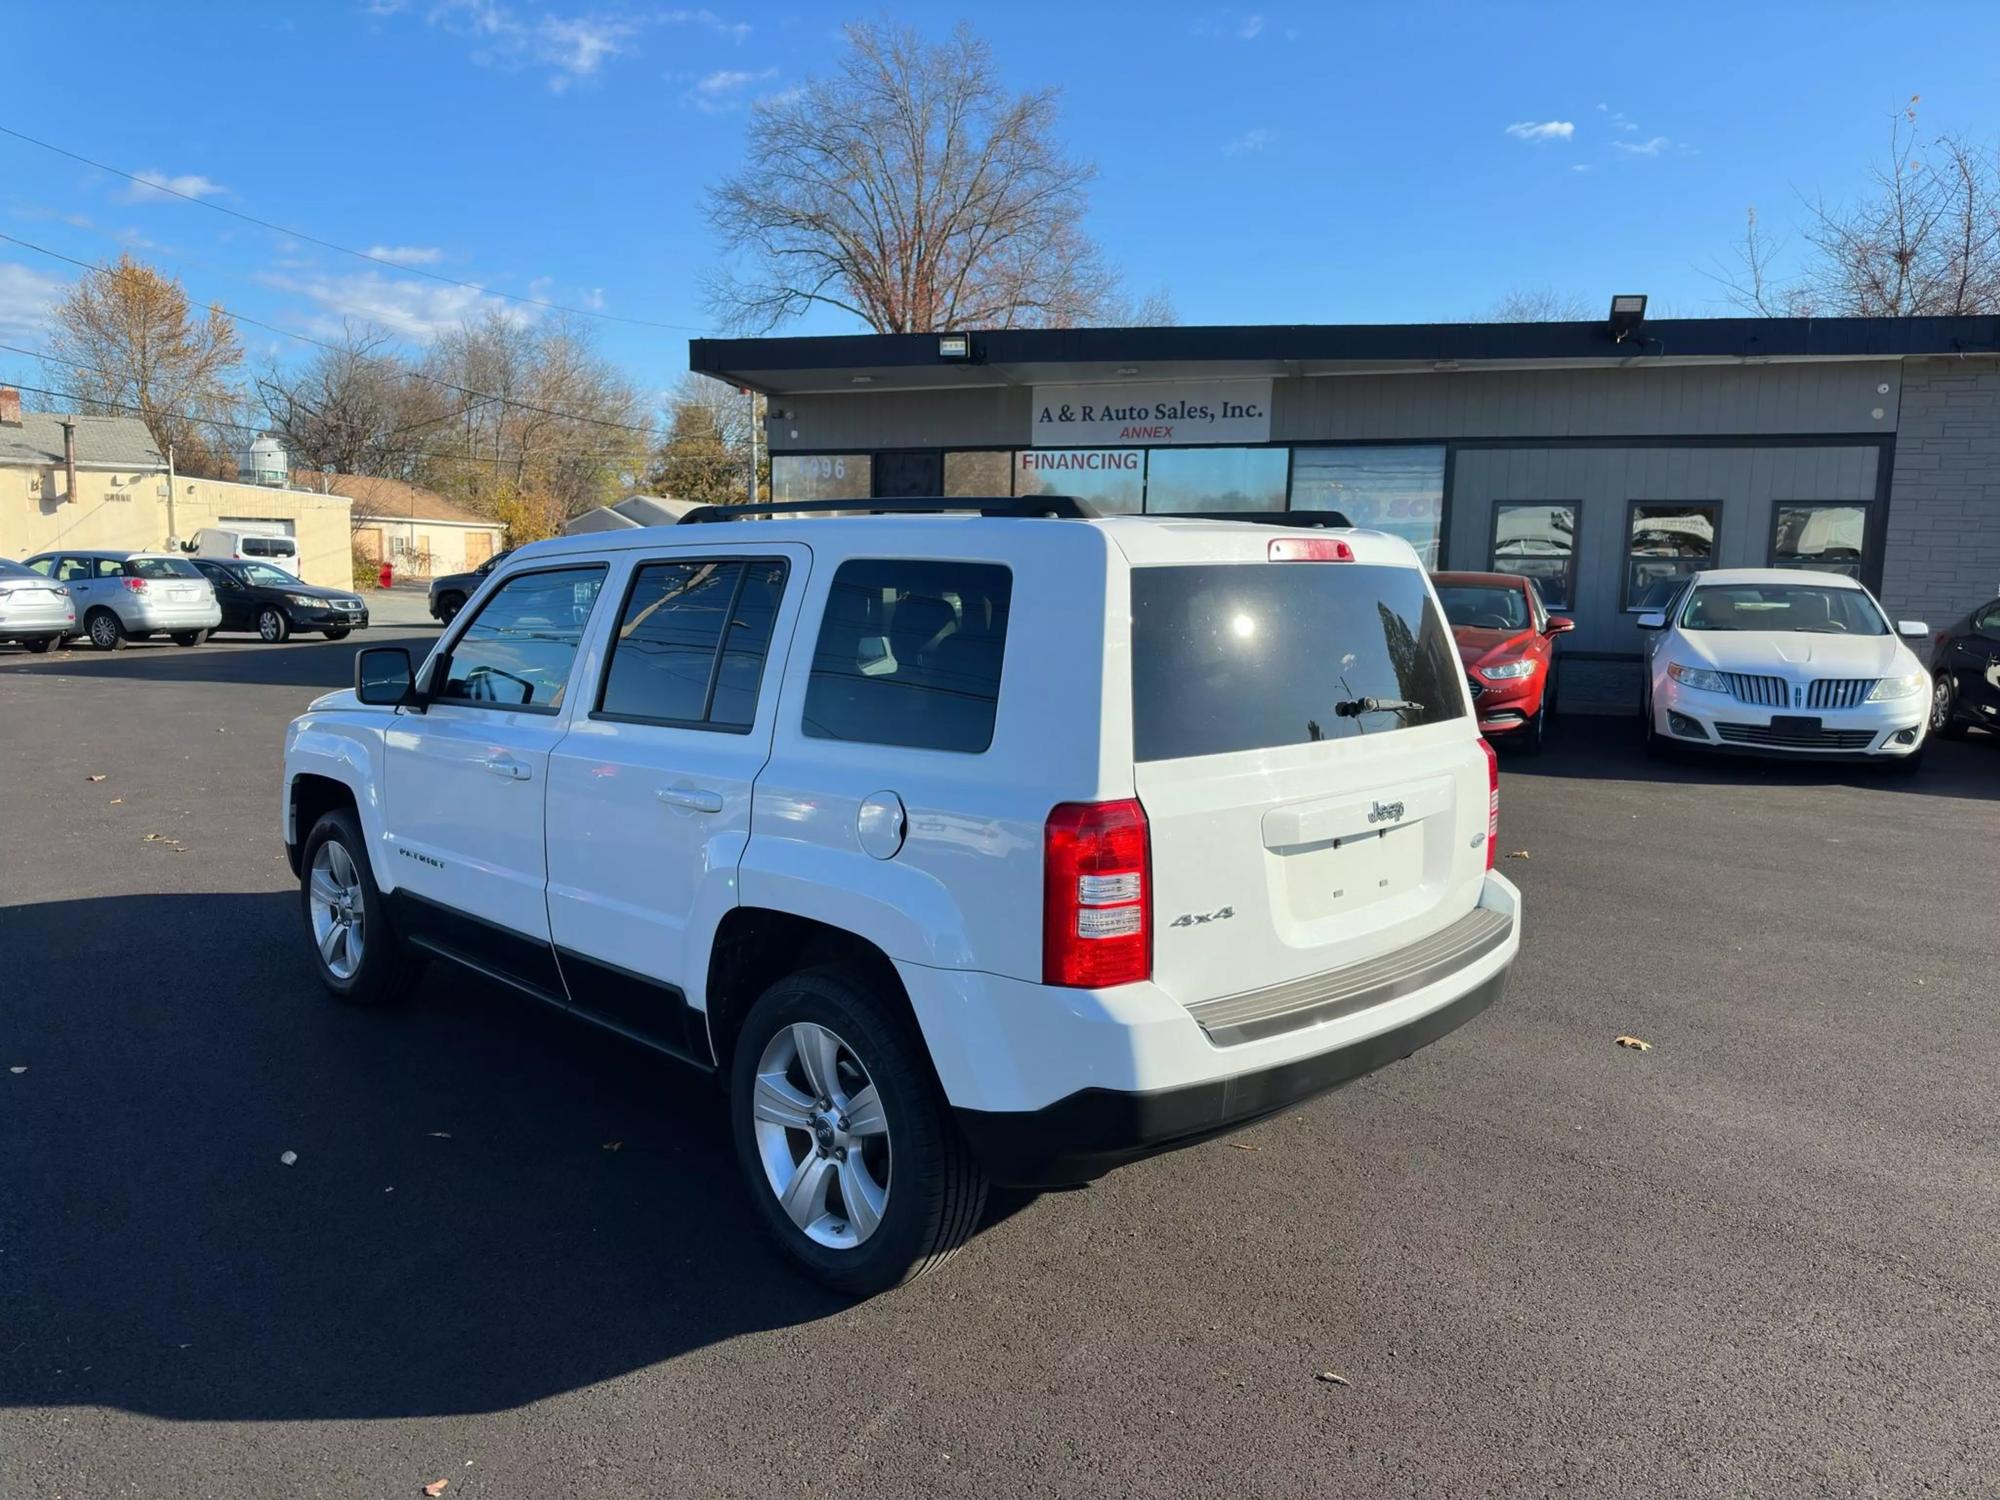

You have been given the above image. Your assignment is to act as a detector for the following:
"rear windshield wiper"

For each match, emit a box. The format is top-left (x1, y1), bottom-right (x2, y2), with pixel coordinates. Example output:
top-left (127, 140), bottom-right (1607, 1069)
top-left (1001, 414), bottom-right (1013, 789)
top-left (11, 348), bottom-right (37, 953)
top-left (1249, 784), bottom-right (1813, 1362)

top-left (1334, 696), bottom-right (1425, 719)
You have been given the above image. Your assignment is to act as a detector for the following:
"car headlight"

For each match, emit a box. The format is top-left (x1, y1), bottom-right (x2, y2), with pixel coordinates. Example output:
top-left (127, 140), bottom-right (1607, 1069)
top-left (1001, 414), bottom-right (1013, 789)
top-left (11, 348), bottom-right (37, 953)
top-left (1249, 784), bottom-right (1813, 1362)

top-left (1667, 661), bottom-right (1729, 693)
top-left (1479, 658), bottom-right (1537, 680)
top-left (1866, 672), bottom-right (1925, 702)
top-left (286, 593), bottom-right (322, 609)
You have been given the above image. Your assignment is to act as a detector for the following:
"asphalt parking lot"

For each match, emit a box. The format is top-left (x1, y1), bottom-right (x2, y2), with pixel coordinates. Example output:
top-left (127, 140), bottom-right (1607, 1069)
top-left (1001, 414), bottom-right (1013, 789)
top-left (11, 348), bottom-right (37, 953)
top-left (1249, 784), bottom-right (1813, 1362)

top-left (2, 632), bottom-right (1996, 1499)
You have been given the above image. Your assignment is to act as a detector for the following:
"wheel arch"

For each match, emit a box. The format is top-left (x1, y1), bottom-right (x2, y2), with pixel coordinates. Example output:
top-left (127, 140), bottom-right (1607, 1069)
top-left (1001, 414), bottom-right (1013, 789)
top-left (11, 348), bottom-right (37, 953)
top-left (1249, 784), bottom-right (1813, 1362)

top-left (284, 727), bottom-right (390, 887)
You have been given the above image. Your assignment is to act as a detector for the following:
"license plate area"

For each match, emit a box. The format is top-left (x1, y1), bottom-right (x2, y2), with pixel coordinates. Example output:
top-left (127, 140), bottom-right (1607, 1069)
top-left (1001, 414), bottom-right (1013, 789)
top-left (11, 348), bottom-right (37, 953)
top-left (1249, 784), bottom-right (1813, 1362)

top-left (1282, 823), bottom-right (1426, 922)
top-left (1771, 715), bottom-right (1822, 736)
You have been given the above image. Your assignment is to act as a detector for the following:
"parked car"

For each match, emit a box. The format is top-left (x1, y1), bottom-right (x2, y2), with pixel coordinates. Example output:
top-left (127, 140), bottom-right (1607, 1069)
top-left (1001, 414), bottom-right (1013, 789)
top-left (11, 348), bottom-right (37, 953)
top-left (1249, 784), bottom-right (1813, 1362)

top-left (0, 556), bottom-right (76, 652)
top-left (427, 549), bottom-right (513, 624)
top-left (1927, 596), bottom-right (2000, 739)
top-left (190, 558), bottom-right (369, 642)
top-left (189, 527), bottom-right (302, 577)
top-left (1431, 570), bottom-right (1573, 753)
top-left (283, 498), bottom-right (1521, 1294)
top-left (21, 549), bottom-right (220, 650)
top-left (1637, 568), bottom-right (1931, 764)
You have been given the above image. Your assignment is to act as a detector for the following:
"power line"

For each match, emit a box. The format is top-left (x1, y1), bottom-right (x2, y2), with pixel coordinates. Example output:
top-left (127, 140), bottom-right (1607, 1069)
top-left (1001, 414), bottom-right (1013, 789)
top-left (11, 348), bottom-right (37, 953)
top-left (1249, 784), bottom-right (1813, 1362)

top-left (0, 232), bottom-right (664, 439)
top-left (0, 121), bottom-right (714, 334)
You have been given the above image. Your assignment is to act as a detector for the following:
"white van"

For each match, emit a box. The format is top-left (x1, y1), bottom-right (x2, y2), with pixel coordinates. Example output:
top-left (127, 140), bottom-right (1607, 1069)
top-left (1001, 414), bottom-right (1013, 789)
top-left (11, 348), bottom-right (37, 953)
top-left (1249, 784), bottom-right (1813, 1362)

top-left (191, 527), bottom-right (301, 576)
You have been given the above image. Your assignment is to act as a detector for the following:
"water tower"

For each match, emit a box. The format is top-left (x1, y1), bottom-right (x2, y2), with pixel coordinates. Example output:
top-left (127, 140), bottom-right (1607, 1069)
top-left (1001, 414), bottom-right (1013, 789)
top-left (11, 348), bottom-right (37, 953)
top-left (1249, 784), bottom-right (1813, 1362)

top-left (238, 434), bottom-right (288, 487)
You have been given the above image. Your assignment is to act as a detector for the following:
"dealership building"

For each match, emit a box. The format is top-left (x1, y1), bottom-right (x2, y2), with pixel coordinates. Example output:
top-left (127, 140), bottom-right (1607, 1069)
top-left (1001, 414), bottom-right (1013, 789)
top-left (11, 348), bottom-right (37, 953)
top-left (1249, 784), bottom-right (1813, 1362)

top-left (691, 312), bottom-right (2000, 705)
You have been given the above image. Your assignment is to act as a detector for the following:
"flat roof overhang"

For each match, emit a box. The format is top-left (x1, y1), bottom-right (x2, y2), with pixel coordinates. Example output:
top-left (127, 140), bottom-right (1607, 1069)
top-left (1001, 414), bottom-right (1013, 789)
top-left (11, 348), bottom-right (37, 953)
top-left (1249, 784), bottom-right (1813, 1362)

top-left (691, 316), bottom-right (2000, 395)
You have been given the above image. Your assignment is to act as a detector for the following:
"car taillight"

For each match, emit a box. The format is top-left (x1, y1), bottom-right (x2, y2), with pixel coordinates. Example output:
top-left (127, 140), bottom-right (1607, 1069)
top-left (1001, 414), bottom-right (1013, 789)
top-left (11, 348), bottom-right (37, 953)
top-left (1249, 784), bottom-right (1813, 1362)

top-left (1267, 536), bottom-right (1354, 562)
top-left (1043, 799), bottom-right (1151, 988)
top-left (122, 577), bottom-right (149, 593)
top-left (1478, 736), bottom-right (1499, 871)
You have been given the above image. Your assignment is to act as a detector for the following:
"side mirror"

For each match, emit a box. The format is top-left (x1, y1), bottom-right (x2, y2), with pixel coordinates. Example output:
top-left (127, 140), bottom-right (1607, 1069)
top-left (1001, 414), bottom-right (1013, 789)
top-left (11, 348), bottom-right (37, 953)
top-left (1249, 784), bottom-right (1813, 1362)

top-left (1636, 612), bottom-right (1667, 631)
top-left (355, 646), bottom-right (417, 708)
top-left (1897, 619), bottom-right (1929, 639)
top-left (1545, 615), bottom-right (1576, 635)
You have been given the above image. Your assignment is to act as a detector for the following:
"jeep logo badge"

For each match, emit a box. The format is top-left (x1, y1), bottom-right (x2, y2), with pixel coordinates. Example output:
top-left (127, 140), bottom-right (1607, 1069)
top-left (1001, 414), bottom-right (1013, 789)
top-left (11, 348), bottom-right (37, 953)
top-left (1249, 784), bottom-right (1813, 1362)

top-left (1367, 800), bottom-right (1406, 825)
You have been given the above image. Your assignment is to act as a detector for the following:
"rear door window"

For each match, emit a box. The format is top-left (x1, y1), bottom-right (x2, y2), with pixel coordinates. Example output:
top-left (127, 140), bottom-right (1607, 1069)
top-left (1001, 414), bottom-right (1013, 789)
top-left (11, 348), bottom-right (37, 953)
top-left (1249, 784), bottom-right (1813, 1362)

top-left (802, 559), bottom-right (1012, 753)
top-left (241, 537), bottom-right (295, 558)
top-left (1131, 562), bottom-right (1465, 761)
top-left (597, 557), bottom-right (788, 731)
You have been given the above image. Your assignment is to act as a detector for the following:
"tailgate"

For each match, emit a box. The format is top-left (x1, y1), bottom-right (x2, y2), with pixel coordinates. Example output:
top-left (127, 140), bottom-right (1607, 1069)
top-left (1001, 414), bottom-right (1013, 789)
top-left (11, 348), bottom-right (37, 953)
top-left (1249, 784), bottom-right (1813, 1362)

top-left (1122, 536), bottom-right (1487, 1005)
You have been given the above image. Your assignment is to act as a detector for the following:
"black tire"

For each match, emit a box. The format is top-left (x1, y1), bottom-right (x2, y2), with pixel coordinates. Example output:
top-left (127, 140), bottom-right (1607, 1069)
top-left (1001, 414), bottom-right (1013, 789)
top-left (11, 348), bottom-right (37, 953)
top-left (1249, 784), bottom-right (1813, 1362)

top-left (23, 635), bottom-right (58, 654)
top-left (435, 592), bottom-right (465, 625)
top-left (257, 606), bottom-right (292, 643)
top-left (323, 627), bottom-right (352, 641)
top-left (298, 808), bottom-right (419, 1007)
top-left (1931, 675), bottom-right (1968, 740)
top-left (1888, 741), bottom-right (1929, 775)
top-left (1640, 689), bottom-right (1666, 759)
top-left (86, 610), bottom-right (127, 651)
top-left (171, 629), bottom-right (209, 647)
top-left (1516, 701), bottom-right (1547, 755)
top-left (729, 966), bottom-right (987, 1297)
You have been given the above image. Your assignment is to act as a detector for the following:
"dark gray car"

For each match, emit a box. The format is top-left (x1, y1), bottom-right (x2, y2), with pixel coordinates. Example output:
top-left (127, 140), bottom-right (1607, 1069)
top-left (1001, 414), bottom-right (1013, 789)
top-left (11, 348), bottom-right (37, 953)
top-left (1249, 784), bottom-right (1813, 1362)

top-left (428, 549), bottom-right (512, 624)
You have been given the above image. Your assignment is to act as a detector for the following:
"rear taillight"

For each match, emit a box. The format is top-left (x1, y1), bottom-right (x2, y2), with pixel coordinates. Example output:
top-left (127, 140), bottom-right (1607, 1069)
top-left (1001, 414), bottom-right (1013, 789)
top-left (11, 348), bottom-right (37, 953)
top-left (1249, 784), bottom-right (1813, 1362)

top-left (1267, 536), bottom-right (1354, 562)
top-left (1043, 799), bottom-right (1151, 988)
top-left (1479, 737), bottom-right (1499, 871)
top-left (122, 577), bottom-right (148, 593)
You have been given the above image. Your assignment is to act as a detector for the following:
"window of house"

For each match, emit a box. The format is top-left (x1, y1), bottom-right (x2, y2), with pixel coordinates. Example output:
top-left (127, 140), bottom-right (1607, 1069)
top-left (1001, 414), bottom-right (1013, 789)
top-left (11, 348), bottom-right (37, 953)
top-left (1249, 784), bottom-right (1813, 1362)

top-left (1770, 503), bottom-right (1869, 580)
top-left (1144, 447), bottom-right (1288, 513)
top-left (1015, 449), bottom-right (1144, 513)
top-left (802, 559), bottom-right (1013, 753)
top-left (597, 558), bottom-right (788, 730)
top-left (1290, 446), bottom-right (1447, 566)
top-left (436, 565), bottom-right (605, 712)
top-left (943, 450), bottom-right (1014, 497)
top-left (1626, 503), bottom-right (1720, 610)
top-left (771, 453), bottom-right (872, 504)
top-left (1491, 502), bottom-right (1579, 610)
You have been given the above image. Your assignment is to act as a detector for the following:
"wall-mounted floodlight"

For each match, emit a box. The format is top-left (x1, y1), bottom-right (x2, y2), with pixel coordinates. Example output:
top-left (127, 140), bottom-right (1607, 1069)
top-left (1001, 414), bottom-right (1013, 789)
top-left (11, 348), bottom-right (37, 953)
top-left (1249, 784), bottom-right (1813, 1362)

top-left (938, 334), bottom-right (971, 359)
top-left (1609, 294), bottom-right (1648, 343)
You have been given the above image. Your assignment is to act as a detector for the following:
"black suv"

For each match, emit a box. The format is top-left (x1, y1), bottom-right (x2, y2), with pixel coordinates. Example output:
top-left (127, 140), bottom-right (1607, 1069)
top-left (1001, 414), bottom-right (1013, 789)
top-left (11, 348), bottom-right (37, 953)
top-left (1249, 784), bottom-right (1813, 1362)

top-left (428, 550), bottom-right (512, 624)
top-left (1929, 597), bottom-right (2000, 739)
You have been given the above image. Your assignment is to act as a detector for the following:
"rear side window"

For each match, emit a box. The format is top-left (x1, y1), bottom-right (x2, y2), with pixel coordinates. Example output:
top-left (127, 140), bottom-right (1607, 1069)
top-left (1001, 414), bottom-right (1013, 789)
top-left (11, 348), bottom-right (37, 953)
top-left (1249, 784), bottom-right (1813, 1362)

top-left (597, 558), bottom-right (788, 731)
top-left (126, 557), bottom-right (202, 580)
top-left (802, 559), bottom-right (1012, 753)
top-left (438, 565), bottom-right (605, 712)
top-left (1131, 562), bottom-right (1466, 761)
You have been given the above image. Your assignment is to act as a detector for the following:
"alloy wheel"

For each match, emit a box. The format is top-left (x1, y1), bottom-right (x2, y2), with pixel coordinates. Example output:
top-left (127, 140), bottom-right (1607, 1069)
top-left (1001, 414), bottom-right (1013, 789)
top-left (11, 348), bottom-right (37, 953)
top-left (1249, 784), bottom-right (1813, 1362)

top-left (259, 609), bottom-right (285, 642)
top-left (750, 1021), bottom-right (891, 1250)
top-left (308, 839), bottom-right (366, 980)
top-left (90, 614), bottom-right (119, 649)
top-left (1930, 677), bottom-right (1953, 733)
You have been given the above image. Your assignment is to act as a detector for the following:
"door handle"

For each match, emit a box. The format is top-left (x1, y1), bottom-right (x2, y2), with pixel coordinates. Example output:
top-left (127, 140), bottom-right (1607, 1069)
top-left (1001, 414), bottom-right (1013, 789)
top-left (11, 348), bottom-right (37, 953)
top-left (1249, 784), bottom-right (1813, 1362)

top-left (658, 785), bottom-right (723, 814)
top-left (480, 755), bottom-right (532, 781)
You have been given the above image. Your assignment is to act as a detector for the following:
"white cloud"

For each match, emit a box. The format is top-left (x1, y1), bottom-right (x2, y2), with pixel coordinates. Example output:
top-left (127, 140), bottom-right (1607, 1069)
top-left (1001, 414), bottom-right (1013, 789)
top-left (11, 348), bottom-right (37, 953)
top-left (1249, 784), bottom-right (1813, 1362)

top-left (686, 64), bottom-right (778, 112)
top-left (1223, 128), bottom-right (1276, 157)
top-left (365, 244), bottom-right (446, 266)
top-left (1504, 120), bottom-right (1574, 143)
top-left (1613, 135), bottom-right (1670, 156)
top-left (1238, 14), bottom-right (1265, 38)
top-left (122, 169), bottom-right (226, 203)
top-left (1571, 164), bottom-right (1591, 174)
top-left (409, 2), bottom-right (657, 90)
top-left (1191, 10), bottom-right (1265, 40)
top-left (661, 7), bottom-right (749, 43)
top-left (537, 15), bottom-right (638, 89)
top-left (260, 267), bottom-right (530, 342)
top-left (0, 262), bottom-right (68, 339)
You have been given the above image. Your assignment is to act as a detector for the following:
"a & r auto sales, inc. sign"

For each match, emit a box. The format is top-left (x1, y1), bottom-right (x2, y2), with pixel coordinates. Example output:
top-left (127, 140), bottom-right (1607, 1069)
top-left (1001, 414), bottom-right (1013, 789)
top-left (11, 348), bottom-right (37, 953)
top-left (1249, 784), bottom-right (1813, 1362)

top-left (1029, 379), bottom-right (1273, 446)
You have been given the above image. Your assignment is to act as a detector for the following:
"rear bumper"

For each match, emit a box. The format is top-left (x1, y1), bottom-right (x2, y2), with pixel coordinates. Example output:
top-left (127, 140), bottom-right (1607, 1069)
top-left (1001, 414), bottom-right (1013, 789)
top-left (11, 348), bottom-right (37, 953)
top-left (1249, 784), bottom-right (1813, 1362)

top-left (904, 872), bottom-right (1520, 1188)
top-left (123, 600), bottom-right (223, 631)
top-left (0, 602), bottom-right (75, 637)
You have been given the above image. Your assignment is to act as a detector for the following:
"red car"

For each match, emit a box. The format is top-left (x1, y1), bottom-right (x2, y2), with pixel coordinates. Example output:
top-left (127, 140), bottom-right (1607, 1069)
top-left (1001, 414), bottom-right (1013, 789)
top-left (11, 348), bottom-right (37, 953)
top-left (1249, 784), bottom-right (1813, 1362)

top-left (1431, 571), bottom-right (1573, 752)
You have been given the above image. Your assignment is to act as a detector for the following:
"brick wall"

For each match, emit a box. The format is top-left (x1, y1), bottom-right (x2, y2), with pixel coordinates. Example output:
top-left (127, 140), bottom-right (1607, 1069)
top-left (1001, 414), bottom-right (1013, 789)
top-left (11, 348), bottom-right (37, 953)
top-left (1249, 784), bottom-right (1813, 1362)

top-left (1882, 360), bottom-right (2000, 626)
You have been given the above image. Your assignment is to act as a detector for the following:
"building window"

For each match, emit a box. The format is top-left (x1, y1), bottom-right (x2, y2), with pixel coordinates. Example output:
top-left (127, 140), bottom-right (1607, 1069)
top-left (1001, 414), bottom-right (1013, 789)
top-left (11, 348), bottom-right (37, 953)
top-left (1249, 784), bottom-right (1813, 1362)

top-left (437, 565), bottom-right (606, 712)
top-left (1626, 503), bottom-right (1720, 610)
top-left (1290, 446), bottom-right (1446, 567)
top-left (596, 558), bottom-right (788, 731)
top-left (944, 450), bottom-right (1014, 497)
top-left (1491, 502), bottom-right (1578, 610)
top-left (1144, 447), bottom-right (1288, 513)
top-left (1015, 449), bottom-right (1143, 512)
top-left (802, 558), bottom-right (1013, 754)
top-left (772, 453), bottom-right (871, 504)
top-left (1770, 503), bottom-right (1868, 580)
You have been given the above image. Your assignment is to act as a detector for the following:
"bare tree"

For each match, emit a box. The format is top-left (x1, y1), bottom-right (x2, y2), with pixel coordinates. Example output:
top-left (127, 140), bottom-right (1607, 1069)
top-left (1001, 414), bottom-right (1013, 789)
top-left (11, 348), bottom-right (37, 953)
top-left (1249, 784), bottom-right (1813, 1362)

top-left (705, 19), bottom-right (1164, 332)
top-left (1717, 100), bottom-right (2000, 316)
top-left (1475, 287), bottom-right (1597, 322)
top-left (255, 323), bottom-right (456, 480)
top-left (44, 254), bottom-right (242, 476)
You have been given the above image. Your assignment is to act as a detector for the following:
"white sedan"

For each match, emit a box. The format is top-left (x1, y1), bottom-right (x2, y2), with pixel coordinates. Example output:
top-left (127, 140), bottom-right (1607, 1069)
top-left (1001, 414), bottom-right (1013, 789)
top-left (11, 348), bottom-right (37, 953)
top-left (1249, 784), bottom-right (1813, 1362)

top-left (1638, 568), bottom-right (1931, 763)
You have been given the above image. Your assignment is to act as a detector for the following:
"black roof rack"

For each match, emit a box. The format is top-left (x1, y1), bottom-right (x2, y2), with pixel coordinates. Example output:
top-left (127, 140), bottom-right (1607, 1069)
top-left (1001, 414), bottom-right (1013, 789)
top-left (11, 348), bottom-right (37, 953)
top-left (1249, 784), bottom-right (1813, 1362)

top-left (1165, 509), bottom-right (1353, 528)
top-left (677, 495), bottom-right (1098, 523)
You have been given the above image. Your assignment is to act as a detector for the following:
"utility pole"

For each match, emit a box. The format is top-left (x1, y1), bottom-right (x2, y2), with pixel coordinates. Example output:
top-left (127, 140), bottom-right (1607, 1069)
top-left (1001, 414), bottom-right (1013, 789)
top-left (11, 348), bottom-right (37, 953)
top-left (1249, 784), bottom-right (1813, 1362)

top-left (165, 441), bottom-right (178, 546)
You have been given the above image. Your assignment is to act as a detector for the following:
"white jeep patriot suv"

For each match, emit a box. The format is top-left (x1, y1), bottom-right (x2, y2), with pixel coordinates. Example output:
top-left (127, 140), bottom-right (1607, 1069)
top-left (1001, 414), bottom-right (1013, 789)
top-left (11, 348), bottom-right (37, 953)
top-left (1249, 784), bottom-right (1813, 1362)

top-left (282, 498), bottom-right (1520, 1294)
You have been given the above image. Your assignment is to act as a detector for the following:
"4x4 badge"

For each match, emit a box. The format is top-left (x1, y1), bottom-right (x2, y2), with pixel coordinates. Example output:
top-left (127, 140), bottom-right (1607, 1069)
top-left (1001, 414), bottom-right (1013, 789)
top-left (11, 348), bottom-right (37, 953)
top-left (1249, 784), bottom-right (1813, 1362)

top-left (1169, 906), bottom-right (1235, 928)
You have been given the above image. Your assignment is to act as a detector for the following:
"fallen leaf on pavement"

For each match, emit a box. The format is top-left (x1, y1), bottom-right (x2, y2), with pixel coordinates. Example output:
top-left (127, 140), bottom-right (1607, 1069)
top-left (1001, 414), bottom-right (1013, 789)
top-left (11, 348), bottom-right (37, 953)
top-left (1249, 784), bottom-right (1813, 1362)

top-left (428, 1131), bottom-right (452, 1139)
top-left (279, 1150), bottom-right (299, 1166)
top-left (423, 1482), bottom-right (449, 1497)
top-left (1315, 1371), bottom-right (1351, 1386)
top-left (602, 1141), bottom-right (623, 1152)
top-left (109, 798), bottom-right (123, 805)
top-left (1615, 1035), bottom-right (1653, 1051)
top-left (1507, 849), bottom-right (1531, 860)
top-left (1226, 1142), bottom-right (1259, 1152)
top-left (9, 1066), bottom-right (25, 1075)
top-left (86, 774), bottom-right (106, 782)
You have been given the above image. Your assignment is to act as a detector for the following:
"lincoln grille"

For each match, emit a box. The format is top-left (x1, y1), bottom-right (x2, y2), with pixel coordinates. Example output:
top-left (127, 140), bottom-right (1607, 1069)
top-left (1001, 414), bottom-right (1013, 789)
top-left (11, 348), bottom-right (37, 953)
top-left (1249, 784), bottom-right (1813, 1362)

top-left (1806, 678), bottom-right (1874, 709)
top-left (1723, 672), bottom-right (1787, 707)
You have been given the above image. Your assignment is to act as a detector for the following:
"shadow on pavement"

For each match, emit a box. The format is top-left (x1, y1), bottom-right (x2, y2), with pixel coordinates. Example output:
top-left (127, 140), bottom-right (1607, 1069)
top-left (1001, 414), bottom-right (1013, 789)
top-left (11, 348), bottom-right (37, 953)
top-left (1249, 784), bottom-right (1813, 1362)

top-left (0, 628), bottom-right (436, 692)
top-left (1508, 712), bottom-right (2000, 800)
top-left (0, 890), bottom-right (1019, 1420)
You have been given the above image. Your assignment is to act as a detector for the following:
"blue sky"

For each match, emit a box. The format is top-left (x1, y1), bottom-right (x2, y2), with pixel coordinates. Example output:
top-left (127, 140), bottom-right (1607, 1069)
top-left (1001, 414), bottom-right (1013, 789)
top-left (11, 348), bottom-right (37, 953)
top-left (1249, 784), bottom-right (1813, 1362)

top-left (2, 1), bottom-right (1996, 398)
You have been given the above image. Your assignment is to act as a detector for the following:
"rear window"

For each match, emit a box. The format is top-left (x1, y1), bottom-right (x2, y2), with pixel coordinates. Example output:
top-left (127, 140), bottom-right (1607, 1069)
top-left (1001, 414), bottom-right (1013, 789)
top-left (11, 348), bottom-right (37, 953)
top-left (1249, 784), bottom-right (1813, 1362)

top-left (1131, 563), bottom-right (1466, 761)
top-left (1436, 582), bottom-right (1530, 631)
top-left (241, 537), bottom-right (295, 557)
top-left (126, 557), bottom-right (203, 580)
